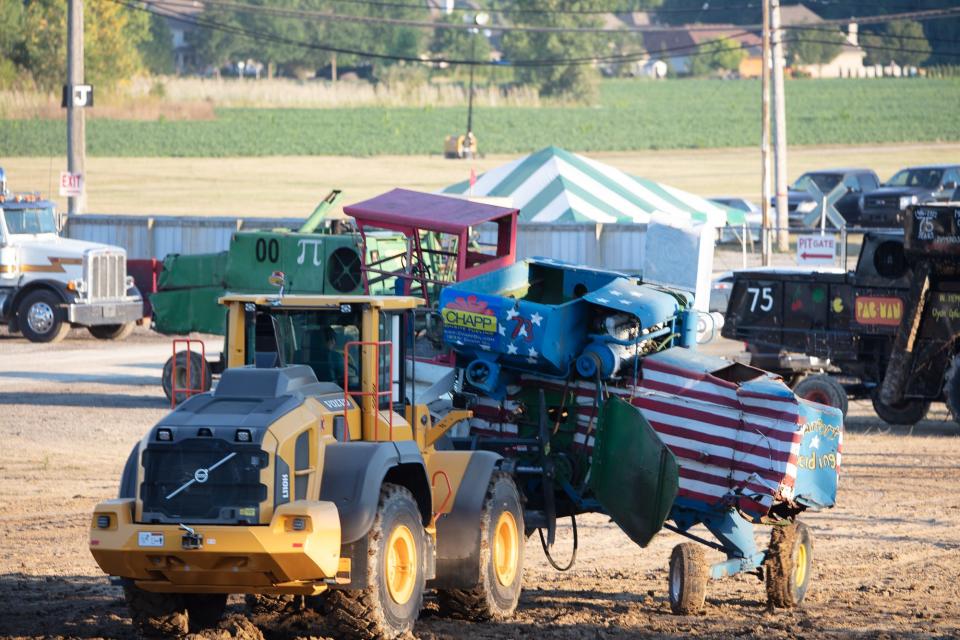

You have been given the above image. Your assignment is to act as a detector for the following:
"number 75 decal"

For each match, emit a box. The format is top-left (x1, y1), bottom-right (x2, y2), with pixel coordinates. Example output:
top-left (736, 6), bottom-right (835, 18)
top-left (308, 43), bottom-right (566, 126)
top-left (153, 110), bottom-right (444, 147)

top-left (747, 286), bottom-right (775, 312)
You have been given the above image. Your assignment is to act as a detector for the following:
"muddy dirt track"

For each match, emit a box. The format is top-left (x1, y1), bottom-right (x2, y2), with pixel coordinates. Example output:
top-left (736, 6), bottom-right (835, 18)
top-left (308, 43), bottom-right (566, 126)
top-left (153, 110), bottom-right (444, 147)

top-left (2, 330), bottom-right (959, 639)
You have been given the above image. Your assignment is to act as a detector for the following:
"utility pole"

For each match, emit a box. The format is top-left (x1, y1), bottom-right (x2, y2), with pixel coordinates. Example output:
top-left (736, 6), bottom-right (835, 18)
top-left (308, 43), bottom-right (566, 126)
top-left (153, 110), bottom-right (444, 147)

top-left (66, 0), bottom-right (86, 214)
top-left (760, 0), bottom-right (772, 266)
top-left (771, 0), bottom-right (789, 251)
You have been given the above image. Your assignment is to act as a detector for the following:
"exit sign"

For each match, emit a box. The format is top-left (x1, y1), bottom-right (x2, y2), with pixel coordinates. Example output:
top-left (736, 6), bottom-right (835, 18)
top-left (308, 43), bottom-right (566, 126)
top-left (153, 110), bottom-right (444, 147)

top-left (59, 171), bottom-right (84, 197)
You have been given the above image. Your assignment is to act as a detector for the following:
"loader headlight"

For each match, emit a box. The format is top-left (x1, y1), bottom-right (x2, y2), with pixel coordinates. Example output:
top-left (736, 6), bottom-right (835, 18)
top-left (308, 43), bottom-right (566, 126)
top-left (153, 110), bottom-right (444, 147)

top-left (235, 429), bottom-right (251, 443)
top-left (96, 514), bottom-right (111, 529)
top-left (291, 517), bottom-right (306, 531)
top-left (156, 428), bottom-right (172, 441)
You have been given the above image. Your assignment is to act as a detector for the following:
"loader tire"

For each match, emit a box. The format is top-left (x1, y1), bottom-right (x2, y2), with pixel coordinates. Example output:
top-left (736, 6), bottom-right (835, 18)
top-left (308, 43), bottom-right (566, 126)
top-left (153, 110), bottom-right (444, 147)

top-left (88, 322), bottom-right (135, 340)
top-left (765, 521), bottom-right (813, 609)
top-left (123, 582), bottom-right (188, 637)
top-left (870, 389), bottom-right (930, 426)
top-left (943, 355), bottom-right (960, 425)
top-left (668, 543), bottom-right (708, 615)
top-left (793, 374), bottom-right (848, 417)
top-left (325, 483), bottom-right (425, 640)
top-left (437, 472), bottom-right (524, 621)
top-left (161, 350), bottom-right (212, 403)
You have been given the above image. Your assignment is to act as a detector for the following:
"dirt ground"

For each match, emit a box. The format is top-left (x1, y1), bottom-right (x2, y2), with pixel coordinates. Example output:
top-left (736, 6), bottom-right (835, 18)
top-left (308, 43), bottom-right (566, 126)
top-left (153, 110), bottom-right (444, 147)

top-left (1, 328), bottom-right (959, 639)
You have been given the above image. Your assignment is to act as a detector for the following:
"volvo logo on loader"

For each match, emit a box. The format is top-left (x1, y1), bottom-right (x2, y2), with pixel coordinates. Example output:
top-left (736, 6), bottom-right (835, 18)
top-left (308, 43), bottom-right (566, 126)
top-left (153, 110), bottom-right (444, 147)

top-left (194, 468), bottom-right (209, 483)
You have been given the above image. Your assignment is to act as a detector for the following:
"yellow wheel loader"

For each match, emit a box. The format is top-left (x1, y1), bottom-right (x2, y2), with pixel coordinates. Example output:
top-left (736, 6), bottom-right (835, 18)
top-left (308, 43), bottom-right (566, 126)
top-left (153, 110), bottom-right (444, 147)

top-left (89, 294), bottom-right (524, 639)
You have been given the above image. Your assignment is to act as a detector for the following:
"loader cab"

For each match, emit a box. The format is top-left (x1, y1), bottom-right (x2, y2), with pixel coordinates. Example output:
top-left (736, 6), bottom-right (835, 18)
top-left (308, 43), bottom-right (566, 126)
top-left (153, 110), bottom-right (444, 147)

top-left (221, 294), bottom-right (422, 443)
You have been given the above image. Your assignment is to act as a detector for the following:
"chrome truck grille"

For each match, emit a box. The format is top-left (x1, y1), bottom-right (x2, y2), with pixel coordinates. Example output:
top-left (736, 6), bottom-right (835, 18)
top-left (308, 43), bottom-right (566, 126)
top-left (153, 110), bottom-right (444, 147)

top-left (84, 251), bottom-right (126, 301)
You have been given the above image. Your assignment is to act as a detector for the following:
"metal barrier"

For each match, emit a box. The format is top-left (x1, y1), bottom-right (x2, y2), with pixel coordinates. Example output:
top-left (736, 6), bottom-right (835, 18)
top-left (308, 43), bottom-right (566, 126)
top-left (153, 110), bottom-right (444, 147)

top-left (714, 225), bottom-right (900, 273)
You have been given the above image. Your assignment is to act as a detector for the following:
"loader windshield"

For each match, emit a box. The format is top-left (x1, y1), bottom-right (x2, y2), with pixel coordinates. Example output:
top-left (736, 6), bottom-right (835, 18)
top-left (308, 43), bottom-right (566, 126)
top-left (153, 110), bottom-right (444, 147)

top-left (249, 306), bottom-right (362, 390)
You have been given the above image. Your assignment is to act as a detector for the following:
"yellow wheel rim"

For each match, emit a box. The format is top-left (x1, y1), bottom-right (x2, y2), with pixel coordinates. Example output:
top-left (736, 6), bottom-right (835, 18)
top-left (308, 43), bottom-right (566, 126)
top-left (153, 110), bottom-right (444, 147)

top-left (493, 511), bottom-right (519, 587)
top-left (385, 525), bottom-right (417, 605)
top-left (793, 541), bottom-right (808, 588)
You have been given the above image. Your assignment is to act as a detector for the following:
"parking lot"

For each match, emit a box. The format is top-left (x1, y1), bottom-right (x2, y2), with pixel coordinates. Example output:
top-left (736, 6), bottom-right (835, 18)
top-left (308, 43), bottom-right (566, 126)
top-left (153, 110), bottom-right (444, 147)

top-left (1, 328), bottom-right (959, 639)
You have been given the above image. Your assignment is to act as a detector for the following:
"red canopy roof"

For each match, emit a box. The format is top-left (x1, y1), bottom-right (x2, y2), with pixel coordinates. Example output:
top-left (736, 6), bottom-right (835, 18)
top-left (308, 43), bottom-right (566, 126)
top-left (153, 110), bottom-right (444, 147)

top-left (343, 188), bottom-right (518, 235)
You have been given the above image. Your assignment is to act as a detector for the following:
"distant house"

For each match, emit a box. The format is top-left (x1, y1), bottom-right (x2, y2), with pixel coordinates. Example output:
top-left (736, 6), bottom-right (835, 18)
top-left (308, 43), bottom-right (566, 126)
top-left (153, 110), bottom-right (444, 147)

top-left (640, 27), bottom-right (761, 77)
top-left (780, 4), bottom-right (868, 79)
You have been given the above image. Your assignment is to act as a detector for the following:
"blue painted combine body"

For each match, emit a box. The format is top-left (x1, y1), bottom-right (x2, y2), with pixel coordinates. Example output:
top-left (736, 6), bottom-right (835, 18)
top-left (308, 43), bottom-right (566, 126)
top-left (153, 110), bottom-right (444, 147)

top-left (438, 256), bottom-right (843, 614)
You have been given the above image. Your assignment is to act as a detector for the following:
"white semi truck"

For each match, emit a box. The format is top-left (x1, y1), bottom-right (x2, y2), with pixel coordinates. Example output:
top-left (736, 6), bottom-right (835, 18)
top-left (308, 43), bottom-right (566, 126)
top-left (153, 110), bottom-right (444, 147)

top-left (0, 169), bottom-right (142, 343)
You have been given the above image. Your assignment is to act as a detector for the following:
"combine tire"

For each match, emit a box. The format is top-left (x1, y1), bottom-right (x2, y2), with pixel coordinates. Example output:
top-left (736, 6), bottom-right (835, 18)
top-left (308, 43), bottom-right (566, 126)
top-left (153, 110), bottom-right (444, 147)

top-left (870, 389), bottom-right (930, 425)
top-left (943, 355), bottom-right (960, 425)
top-left (438, 472), bottom-right (524, 621)
top-left (325, 484), bottom-right (425, 640)
top-left (793, 375), bottom-right (848, 417)
top-left (765, 522), bottom-right (813, 609)
top-left (668, 543), bottom-right (708, 615)
top-left (17, 290), bottom-right (70, 343)
top-left (123, 582), bottom-right (226, 636)
top-left (88, 322), bottom-right (135, 340)
top-left (161, 350), bottom-right (212, 403)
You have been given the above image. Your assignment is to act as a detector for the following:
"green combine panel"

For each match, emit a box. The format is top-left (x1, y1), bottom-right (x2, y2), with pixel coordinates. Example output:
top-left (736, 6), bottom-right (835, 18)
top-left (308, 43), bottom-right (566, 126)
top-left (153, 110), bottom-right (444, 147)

top-left (590, 396), bottom-right (679, 547)
top-left (152, 231), bottom-right (405, 336)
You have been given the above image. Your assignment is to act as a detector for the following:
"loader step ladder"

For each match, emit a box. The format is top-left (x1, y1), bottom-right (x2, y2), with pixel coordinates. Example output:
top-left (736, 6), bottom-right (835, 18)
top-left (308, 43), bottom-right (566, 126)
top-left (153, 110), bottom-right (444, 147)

top-left (343, 340), bottom-right (394, 440)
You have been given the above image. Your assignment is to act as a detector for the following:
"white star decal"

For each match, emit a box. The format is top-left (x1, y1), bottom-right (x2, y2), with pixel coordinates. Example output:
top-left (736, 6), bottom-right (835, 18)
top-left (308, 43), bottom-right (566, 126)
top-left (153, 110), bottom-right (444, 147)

top-left (528, 346), bottom-right (539, 358)
top-left (507, 343), bottom-right (518, 355)
top-left (595, 297), bottom-right (609, 304)
top-left (517, 325), bottom-right (528, 338)
top-left (498, 324), bottom-right (506, 336)
top-left (611, 290), bottom-right (623, 297)
top-left (456, 340), bottom-right (464, 345)
top-left (480, 344), bottom-right (491, 351)
top-left (809, 435), bottom-right (821, 450)
top-left (630, 291), bottom-right (643, 298)
top-left (531, 312), bottom-right (543, 326)
top-left (506, 308), bottom-right (519, 321)
top-left (527, 357), bottom-right (538, 364)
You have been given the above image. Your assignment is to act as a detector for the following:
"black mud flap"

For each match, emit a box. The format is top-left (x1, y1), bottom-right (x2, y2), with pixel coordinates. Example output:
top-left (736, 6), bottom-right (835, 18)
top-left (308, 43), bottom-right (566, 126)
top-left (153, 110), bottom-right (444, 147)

top-left (589, 396), bottom-right (679, 547)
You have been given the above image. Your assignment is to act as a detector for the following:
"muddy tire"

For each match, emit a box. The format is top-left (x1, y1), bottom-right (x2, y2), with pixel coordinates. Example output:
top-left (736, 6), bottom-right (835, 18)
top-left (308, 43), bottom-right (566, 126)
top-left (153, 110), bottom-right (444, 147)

top-left (437, 472), bottom-right (524, 621)
top-left (765, 522), bottom-right (813, 608)
top-left (668, 543), bottom-right (708, 615)
top-left (325, 483), bottom-right (425, 639)
top-left (123, 582), bottom-right (188, 637)
top-left (161, 349), bottom-right (212, 403)
top-left (870, 389), bottom-right (930, 425)
top-left (793, 374), bottom-right (848, 417)
top-left (17, 290), bottom-right (70, 343)
top-left (943, 355), bottom-right (960, 425)
top-left (88, 322), bottom-right (135, 340)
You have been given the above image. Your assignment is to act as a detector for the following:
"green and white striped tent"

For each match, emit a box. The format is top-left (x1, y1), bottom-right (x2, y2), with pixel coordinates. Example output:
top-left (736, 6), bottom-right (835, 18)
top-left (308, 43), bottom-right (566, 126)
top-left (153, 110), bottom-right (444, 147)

top-left (442, 146), bottom-right (744, 226)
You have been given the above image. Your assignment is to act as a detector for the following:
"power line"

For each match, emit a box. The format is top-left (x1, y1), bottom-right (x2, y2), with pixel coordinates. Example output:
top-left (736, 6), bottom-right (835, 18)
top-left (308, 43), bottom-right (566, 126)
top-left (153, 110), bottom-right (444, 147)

top-left (126, 0), bottom-right (960, 67)
top-left (148, 0), bottom-right (960, 35)
top-left (784, 24), bottom-right (960, 47)
top-left (125, 0), bottom-right (755, 66)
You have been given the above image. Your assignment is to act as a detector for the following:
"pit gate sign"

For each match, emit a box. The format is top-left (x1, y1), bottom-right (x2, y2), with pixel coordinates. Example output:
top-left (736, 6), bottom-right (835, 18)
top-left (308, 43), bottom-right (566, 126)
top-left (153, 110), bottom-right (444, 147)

top-left (796, 234), bottom-right (837, 266)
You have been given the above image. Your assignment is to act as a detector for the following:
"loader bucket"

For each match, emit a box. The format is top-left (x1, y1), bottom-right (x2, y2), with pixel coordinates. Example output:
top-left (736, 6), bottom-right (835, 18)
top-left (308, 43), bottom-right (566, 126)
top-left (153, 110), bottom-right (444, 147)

top-left (590, 396), bottom-right (679, 547)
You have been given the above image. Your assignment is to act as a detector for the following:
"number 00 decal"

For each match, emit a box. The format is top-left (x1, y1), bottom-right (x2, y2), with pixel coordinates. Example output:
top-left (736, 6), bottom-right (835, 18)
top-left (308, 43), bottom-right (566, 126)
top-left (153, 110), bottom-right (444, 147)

top-left (255, 238), bottom-right (280, 263)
